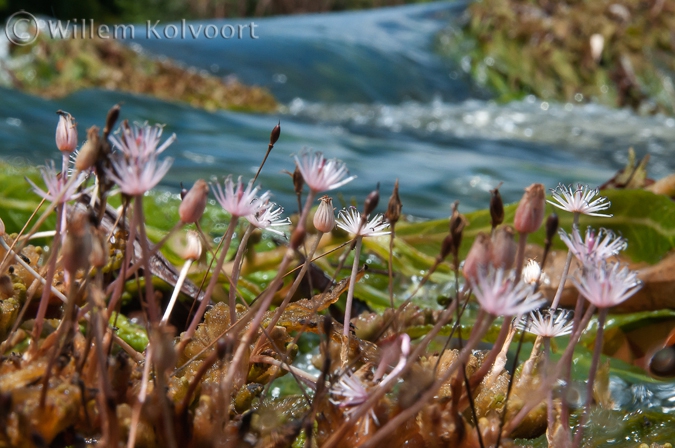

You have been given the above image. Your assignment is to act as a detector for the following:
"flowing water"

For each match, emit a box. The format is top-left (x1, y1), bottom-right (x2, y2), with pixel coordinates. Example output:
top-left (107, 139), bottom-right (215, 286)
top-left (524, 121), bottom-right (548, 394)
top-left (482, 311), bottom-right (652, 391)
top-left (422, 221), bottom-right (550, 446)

top-left (2, 1), bottom-right (675, 218)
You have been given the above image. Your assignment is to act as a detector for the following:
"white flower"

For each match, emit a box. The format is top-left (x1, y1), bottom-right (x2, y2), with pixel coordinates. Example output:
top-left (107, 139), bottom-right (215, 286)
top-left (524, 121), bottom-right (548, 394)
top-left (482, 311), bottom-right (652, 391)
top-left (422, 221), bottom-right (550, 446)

top-left (573, 262), bottom-right (641, 309)
top-left (522, 259), bottom-right (542, 285)
top-left (471, 268), bottom-right (546, 317)
top-left (559, 226), bottom-right (626, 266)
top-left (212, 175), bottom-right (270, 218)
top-left (294, 149), bottom-right (356, 193)
top-left (27, 160), bottom-right (88, 204)
top-left (106, 153), bottom-right (173, 197)
top-left (330, 372), bottom-right (379, 432)
top-left (336, 207), bottom-right (390, 237)
top-left (547, 183), bottom-right (612, 217)
top-left (246, 199), bottom-right (290, 236)
top-left (517, 309), bottom-right (574, 338)
top-left (110, 123), bottom-right (176, 161)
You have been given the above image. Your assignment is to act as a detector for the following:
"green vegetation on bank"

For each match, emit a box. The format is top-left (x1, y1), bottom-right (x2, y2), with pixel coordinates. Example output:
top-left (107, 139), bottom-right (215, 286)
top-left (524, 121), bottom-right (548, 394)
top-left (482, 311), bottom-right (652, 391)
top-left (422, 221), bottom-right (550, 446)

top-left (441, 0), bottom-right (675, 114)
top-left (5, 35), bottom-right (277, 112)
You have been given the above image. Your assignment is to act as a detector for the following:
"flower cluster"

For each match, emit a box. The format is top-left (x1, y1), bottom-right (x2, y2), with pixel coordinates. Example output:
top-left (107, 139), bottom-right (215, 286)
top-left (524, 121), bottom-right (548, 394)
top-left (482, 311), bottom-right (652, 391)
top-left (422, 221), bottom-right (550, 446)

top-left (107, 123), bottom-right (176, 197)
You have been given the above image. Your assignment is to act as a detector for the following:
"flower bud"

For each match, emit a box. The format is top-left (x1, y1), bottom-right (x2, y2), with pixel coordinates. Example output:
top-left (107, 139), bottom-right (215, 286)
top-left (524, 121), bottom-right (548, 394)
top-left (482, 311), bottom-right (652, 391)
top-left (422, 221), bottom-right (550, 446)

top-left (514, 183), bottom-right (546, 234)
top-left (56, 111), bottom-right (78, 153)
top-left (184, 230), bottom-right (202, 261)
top-left (179, 179), bottom-right (209, 224)
top-left (290, 223), bottom-right (306, 250)
top-left (75, 126), bottom-right (101, 172)
top-left (491, 226), bottom-right (516, 270)
top-left (104, 103), bottom-right (121, 138)
top-left (363, 183), bottom-right (380, 218)
top-left (463, 232), bottom-right (491, 282)
top-left (385, 179), bottom-right (402, 225)
top-left (490, 184), bottom-right (504, 229)
top-left (438, 234), bottom-right (454, 261)
top-left (450, 201), bottom-right (466, 253)
top-left (313, 195), bottom-right (335, 233)
top-left (293, 165), bottom-right (304, 196)
top-left (522, 259), bottom-right (541, 285)
top-left (270, 121), bottom-right (281, 146)
top-left (0, 217), bottom-right (5, 236)
top-left (545, 213), bottom-right (559, 247)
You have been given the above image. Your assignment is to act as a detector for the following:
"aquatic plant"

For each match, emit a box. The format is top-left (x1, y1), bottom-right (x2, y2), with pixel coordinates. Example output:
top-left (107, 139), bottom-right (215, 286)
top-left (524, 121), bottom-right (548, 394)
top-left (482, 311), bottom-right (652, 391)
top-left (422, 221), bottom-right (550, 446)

top-left (0, 104), bottom-right (674, 448)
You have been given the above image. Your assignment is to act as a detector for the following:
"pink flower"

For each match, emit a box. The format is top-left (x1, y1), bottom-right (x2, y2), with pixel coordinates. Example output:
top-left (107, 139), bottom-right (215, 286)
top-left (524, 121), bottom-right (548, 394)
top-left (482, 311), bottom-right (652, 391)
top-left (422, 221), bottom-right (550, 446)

top-left (27, 160), bottom-right (87, 204)
top-left (573, 262), bottom-right (641, 309)
top-left (547, 184), bottom-right (612, 217)
top-left (246, 199), bottom-right (290, 236)
top-left (55, 111), bottom-right (77, 153)
top-left (518, 309), bottom-right (574, 338)
top-left (471, 268), bottom-right (545, 317)
top-left (294, 149), bottom-right (356, 193)
top-left (106, 153), bottom-right (173, 197)
top-left (212, 175), bottom-right (270, 218)
top-left (110, 123), bottom-right (176, 161)
top-left (559, 226), bottom-right (626, 266)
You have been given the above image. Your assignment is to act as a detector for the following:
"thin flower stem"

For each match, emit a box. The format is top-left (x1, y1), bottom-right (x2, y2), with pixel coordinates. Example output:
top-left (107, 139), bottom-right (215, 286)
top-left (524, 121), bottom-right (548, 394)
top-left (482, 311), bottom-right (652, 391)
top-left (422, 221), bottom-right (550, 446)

top-left (180, 217), bottom-right (239, 347)
top-left (127, 344), bottom-right (153, 448)
top-left (161, 259), bottom-right (193, 324)
top-left (551, 212), bottom-right (580, 310)
top-left (574, 307), bottom-right (607, 447)
top-left (263, 231), bottom-right (324, 336)
top-left (341, 236), bottom-right (363, 365)
top-left (387, 224), bottom-right (396, 308)
top-left (220, 246), bottom-right (296, 424)
top-left (228, 224), bottom-right (254, 323)
top-left (32, 205), bottom-right (63, 342)
top-left (514, 231), bottom-right (528, 283)
top-left (135, 197), bottom-right (160, 323)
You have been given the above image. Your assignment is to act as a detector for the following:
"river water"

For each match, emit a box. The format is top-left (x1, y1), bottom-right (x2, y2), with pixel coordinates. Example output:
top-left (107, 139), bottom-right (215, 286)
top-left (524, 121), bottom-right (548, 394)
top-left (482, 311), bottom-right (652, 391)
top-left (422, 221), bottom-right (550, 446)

top-left (2, 1), bottom-right (675, 220)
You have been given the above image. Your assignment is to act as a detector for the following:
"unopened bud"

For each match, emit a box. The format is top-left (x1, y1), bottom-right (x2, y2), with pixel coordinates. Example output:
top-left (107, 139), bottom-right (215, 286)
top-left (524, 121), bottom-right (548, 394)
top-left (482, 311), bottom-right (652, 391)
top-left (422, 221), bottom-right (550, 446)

top-left (385, 179), bottom-right (402, 225)
top-left (104, 103), bottom-right (121, 138)
top-left (545, 213), bottom-right (559, 246)
top-left (514, 183), bottom-right (546, 234)
top-left (313, 196), bottom-right (335, 233)
top-left (450, 201), bottom-right (466, 253)
top-left (270, 121), bottom-right (281, 145)
top-left (491, 226), bottom-right (516, 270)
top-left (63, 209), bottom-right (92, 275)
top-left (463, 232), bottom-right (491, 282)
top-left (290, 224), bottom-right (306, 250)
top-left (293, 166), bottom-right (304, 196)
top-left (0, 217), bottom-right (5, 236)
top-left (184, 230), bottom-right (202, 261)
top-left (56, 110), bottom-right (78, 153)
top-left (522, 259), bottom-right (541, 285)
top-left (75, 126), bottom-right (101, 172)
top-left (363, 183), bottom-right (380, 218)
top-left (179, 179), bottom-right (209, 224)
top-left (438, 234), bottom-right (454, 261)
top-left (490, 184), bottom-right (504, 229)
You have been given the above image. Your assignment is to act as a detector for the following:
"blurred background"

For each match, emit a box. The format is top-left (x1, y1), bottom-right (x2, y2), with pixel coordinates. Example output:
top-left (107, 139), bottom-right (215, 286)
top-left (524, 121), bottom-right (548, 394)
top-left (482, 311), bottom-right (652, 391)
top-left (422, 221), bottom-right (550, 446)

top-left (1, 0), bottom-right (674, 218)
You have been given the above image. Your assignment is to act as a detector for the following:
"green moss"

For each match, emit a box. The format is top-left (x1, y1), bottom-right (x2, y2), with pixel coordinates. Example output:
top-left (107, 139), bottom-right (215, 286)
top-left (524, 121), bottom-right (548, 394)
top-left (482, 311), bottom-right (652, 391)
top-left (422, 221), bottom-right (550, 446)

top-left (441, 0), bottom-right (675, 114)
top-left (6, 35), bottom-right (277, 113)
